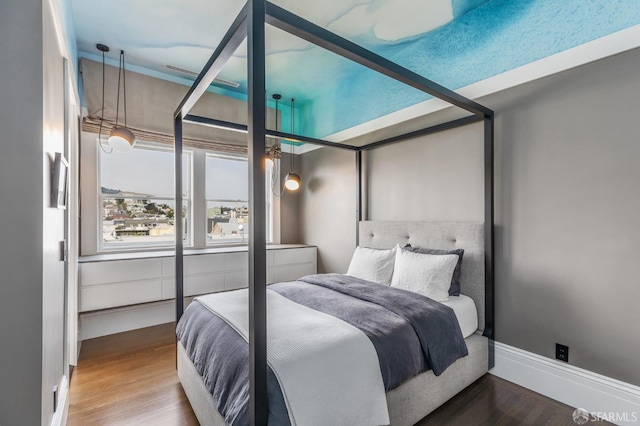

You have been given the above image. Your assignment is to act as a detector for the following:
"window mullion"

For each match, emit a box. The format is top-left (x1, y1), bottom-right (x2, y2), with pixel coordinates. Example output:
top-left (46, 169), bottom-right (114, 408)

top-left (192, 150), bottom-right (207, 248)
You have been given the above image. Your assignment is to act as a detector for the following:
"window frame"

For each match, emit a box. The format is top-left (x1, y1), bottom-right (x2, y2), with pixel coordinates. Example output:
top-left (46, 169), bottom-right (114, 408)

top-left (97, 140), bottom-right (194, 252)
top-left (82, 132), bottom-right (278, 255)
top-left (204, 152), bottom-right (275, 246)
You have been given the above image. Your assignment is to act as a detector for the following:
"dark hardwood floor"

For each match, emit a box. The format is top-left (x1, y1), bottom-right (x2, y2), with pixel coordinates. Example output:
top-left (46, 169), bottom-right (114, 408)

top-left (68, 324), bottom-right (599, 425)
top-left (68, 323), bottom-right (198, 426)
top-left (419, 372), bottom-right (594, 426)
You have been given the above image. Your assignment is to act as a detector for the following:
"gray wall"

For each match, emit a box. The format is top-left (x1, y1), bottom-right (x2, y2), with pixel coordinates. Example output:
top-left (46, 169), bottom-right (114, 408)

top-left (366, 123), bottom-right (484, 223)
top-left (0, 1), bottom-right (68, 424)
top-left (0, 1), bottom-right (44, 425)
top-left (299, 147), bottom-right (356, 273)
top-left (279, 152), bottom-right (302, 244)
top-left (489, 47), bottom-right (640, 386)
top-left (298, 47), bottom-right (640, 386)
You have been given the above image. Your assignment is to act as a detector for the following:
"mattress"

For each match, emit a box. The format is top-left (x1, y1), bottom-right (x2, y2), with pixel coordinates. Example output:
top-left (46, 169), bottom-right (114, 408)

top-left (441, 294), bottom-right (478, 338)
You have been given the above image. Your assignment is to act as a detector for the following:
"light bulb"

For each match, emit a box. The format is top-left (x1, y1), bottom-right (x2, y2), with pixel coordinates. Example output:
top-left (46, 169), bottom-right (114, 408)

top-left (284, 173), bottom-right (301, 191)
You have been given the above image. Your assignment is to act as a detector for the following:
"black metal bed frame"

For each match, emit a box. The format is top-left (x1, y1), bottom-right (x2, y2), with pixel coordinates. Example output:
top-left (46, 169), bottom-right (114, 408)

top-left (174, 1), bottom-right (494, 424)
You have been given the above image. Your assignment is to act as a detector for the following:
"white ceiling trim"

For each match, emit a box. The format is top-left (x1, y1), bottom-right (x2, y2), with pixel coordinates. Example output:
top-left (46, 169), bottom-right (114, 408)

top-left (293, 23), bottom-right (640, 155)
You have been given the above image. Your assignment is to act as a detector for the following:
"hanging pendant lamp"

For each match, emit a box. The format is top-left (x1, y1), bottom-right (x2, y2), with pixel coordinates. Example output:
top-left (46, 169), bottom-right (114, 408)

top-left (284, 172), bottom-right (300, 191)
top-left (108, 50), bottom-right (136, 152)
top-left (283, 98), bottom-right (301, 191)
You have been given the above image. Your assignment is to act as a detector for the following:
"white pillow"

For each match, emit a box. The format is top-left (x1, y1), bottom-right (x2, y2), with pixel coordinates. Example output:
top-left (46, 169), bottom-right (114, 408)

top-left (346, 246), bottom-right (396, 285)
top-left (390, 245), bottom-right (458, 301)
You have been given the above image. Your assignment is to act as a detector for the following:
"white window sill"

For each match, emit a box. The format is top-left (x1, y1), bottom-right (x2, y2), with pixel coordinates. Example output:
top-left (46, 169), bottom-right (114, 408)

top-left (78, 244), bottom-right (315, 263)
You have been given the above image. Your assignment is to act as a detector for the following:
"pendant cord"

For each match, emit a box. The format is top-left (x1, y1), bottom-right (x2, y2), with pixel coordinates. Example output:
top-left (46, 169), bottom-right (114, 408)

top-left (272, 95), bottom-right (285, 197)
top-left (290, 98), bottom-right (295, 172)
top-left (275, 97), bottom-right (279, 132)
top-left (98, 48), bottom-right (112, 154)
top-left (122, 50), bottom-right (127, 128)
top-left (115, 51), bottom-right (122, 128)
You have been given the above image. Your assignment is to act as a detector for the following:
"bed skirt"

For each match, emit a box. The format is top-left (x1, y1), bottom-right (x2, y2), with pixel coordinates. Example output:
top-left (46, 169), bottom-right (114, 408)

top-left (177, 333), bottom-right (488, 426)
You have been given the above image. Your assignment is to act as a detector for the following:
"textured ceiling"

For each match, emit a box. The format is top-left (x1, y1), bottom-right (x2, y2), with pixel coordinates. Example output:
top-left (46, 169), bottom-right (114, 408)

top-left (71, 0), bottom-right (640, 138)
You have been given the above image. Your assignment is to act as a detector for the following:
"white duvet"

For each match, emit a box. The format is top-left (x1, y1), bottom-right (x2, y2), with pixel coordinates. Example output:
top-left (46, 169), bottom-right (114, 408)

top-left (196, 289), bottom-right (390, 426)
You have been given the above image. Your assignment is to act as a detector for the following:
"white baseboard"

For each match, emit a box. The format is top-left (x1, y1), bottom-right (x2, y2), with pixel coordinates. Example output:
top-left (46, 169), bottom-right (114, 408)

top-left (491, 342), bottom-right (640, 425)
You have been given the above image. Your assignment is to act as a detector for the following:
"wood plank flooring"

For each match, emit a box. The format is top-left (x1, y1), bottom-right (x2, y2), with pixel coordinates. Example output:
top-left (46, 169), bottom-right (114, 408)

top-left (68, 324), bottom-right (600, 425)
top-left (68, 323), bottom-right (198, 426)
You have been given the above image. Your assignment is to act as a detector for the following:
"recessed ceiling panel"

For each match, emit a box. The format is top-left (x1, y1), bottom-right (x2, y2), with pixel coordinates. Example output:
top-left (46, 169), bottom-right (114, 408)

top-left (72, 0), bottom-right (640, 138)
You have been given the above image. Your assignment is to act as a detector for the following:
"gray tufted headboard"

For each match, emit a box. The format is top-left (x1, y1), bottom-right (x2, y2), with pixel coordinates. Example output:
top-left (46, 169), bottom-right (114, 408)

top-left (359, 221), bottom-right (486, 333)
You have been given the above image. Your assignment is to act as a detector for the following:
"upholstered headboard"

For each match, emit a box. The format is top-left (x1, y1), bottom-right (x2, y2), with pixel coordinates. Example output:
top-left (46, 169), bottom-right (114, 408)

top-left (359, 221), bottom-right (486, 333)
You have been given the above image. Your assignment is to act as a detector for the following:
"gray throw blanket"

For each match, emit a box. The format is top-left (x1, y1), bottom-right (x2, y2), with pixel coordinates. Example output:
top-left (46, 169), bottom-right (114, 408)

top-left (276, 274), bottom-right (468, 379)
top-left (177, 274), bottom-right (468, 425)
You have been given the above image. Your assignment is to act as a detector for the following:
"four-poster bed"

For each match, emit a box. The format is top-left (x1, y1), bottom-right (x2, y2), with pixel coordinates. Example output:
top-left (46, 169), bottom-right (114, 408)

top-left (173, 1), bottom-right (495, 424)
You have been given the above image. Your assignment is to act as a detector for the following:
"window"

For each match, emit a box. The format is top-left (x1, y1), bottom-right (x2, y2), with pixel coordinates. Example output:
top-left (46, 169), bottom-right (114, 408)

top-left (206, 154), bottom-right (248, 244)
top-left (92, 136), bottom-right (275, 253)
top-left (99, 142), bottom-right (192, 250)
top-left (206, 154), bottom-right (274, 244)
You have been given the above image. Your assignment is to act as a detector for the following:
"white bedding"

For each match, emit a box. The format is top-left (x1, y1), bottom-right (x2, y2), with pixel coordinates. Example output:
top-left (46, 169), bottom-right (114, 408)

top-left (440, 294), bottom-right (478, 338)
top-left (195, 289), bottom-right (389, 426)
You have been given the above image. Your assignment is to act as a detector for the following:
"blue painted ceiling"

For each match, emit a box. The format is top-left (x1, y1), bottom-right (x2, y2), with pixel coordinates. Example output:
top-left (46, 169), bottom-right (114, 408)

top-left (71, 0), bottom-right (640, 139)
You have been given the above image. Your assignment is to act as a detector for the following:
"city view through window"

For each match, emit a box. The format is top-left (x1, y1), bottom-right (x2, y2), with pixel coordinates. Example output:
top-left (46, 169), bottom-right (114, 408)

top-left (99, 144), bottom-right (266, 250)
top-left (206, 154), bottom-right (250, 244)
top-left (100, 145), bottom-right (190, 249)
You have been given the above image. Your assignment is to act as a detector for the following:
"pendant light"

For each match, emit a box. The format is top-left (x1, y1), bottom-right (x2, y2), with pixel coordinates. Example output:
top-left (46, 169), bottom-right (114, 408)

top-left (284, 98), bottom-right (301, 191)
top-left (108, 50), bottom-right (136, 152)
top-left (284, 172), bottom-right (301, 191)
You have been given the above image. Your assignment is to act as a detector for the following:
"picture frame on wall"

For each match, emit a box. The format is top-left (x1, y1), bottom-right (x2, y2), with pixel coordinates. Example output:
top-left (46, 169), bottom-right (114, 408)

top-left (51, 152), bottom-right (69, 209)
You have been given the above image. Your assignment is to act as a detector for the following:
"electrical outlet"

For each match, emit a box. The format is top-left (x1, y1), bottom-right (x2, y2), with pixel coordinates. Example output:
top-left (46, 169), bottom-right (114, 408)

top-left (556, 343), bottom-right (569, 362)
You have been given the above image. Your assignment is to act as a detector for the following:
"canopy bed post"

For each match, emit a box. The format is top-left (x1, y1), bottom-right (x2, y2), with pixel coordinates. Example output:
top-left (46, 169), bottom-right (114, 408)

top-left (247, 0), bottom-right (268, 423)
top-left (356, 150), bottom-right (363, 246)
top-left (173, 0), bottom-right (249, 319)
top-left (484, 114), bottom-right (495, 368)
top-left (174, 115), bottom-right (184, 322)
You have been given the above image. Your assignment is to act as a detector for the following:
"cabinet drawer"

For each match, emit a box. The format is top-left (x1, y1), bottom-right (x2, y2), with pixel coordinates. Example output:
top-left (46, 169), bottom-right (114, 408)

top-left (186, 254), bottom-right (225, 275)
top-left (273, 247), bottom-right (316, 266)
top-left (271, 263), bottom-right (316, 283)
top-left (80, 258), bottom-right (162, 286)
top-left (81, 279), bottom-right (162, 311)
top-left (162, 254), bottom-right (225, 277)
top-left (225, 252), bottom-right (249, 271)
top-left (162, 273), bottom-right (225, 299)
top-left (225, 270), bottom-right (249, 291)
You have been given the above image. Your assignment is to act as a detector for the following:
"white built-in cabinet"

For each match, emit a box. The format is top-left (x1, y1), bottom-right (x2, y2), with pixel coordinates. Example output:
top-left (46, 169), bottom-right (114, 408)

top-left (78, 245), bottom-right (316, 339)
